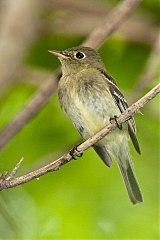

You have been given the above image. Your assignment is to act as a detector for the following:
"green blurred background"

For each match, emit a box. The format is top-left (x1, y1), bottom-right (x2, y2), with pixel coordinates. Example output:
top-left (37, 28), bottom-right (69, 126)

top-left (0, 0), bottom-right (159, 239)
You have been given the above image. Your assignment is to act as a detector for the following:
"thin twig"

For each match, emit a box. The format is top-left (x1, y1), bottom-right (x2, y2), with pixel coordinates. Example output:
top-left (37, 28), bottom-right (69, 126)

top-left (6, 157), bottom-right (24, 180)
top-left (0, 84), bottom-right (159, 191)
top-left (0, 0), bottom-right (142, 150)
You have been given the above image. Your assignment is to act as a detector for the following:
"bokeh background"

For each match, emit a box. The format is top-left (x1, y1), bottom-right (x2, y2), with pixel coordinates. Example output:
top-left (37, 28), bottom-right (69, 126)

top-left (0, 0), bottom-right (159, 239)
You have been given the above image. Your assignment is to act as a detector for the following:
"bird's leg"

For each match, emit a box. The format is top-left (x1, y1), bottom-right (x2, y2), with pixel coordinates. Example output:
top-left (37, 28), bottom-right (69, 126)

top-left (69, 143), bottom-right (83, 160)
top-left (110, 115), bottom-right (122, 130)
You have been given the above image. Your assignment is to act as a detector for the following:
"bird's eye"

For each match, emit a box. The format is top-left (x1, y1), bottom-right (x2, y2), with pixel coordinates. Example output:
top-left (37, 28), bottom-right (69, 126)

top-left (75, 52), bottom-right (85, 59)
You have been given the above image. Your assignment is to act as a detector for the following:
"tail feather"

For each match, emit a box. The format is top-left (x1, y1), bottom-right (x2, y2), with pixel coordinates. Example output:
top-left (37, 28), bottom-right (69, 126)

top-left (94, 145), bottom-right (143, 204)
top-left (118, 159), bottom-right (143, 204)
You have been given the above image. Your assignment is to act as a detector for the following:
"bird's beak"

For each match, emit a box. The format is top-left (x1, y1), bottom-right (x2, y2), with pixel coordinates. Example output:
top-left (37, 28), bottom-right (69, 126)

top-left (48, 50), bottom-right (69, 59)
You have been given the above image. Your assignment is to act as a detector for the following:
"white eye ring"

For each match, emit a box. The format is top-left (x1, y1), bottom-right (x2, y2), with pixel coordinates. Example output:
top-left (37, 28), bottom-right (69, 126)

top-left (75, 52), bottom-right (86, 59)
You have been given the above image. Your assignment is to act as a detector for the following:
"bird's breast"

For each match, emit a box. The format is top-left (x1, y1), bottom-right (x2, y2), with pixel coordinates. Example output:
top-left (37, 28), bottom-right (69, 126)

top-left (58, 71), bottom-right (120, 138)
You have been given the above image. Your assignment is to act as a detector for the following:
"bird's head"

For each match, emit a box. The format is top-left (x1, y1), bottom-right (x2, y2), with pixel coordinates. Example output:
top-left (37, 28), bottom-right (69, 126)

top-left (48, 46), bottom-right (105, 74)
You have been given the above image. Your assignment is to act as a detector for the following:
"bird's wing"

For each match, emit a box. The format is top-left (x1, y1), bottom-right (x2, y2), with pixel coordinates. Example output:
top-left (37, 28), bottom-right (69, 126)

top-left (100, 70), bottom-right (141, 154)
top-left (93, 145), bottom-right (112, 167)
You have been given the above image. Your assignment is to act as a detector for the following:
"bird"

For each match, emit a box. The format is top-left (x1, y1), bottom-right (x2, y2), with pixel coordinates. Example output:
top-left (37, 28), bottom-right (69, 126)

top-left (48, 46), bottom-right (143, 204)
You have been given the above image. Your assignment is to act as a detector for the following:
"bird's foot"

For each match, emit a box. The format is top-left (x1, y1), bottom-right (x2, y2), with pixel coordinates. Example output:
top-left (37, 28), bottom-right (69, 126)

top-left (110, 115), bottom-right (122, 130)
top-left (69, 144), bottom-right (83, 160)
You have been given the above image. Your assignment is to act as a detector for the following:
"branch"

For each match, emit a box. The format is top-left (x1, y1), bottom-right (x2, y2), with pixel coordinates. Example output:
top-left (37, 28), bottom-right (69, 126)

top-left (0, 0), bottom-right (142, 150)
top-left (45, 0), bottom-right (156, 47)
top-left (135, 30), bottom-right (160, 90)
top-left (128, 30), bottom-right (160, 103)
top-left (83, 0), bottom-right (142, 48)
top-left (0, 84), bottom-right (159, 191)
top-left (0, 0), bottom-right (39, 94)
top-left (0, 71), bottom-right (61, 149)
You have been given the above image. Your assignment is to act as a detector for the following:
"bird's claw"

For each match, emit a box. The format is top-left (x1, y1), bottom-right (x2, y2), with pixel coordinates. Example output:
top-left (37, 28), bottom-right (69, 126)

top-left (69, 144), bottom-right (83, 160)
top-left (110, 115), bottom-right (122, 130)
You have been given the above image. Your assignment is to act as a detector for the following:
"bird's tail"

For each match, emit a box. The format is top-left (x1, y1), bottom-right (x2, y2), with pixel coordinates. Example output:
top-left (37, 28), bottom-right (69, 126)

top-left (118, 158), bottom-right (144, 204)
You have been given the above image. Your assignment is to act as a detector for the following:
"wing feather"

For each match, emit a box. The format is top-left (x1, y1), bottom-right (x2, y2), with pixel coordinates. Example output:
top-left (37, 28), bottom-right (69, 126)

top-left (100, 70), bottom-right (141, 154)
